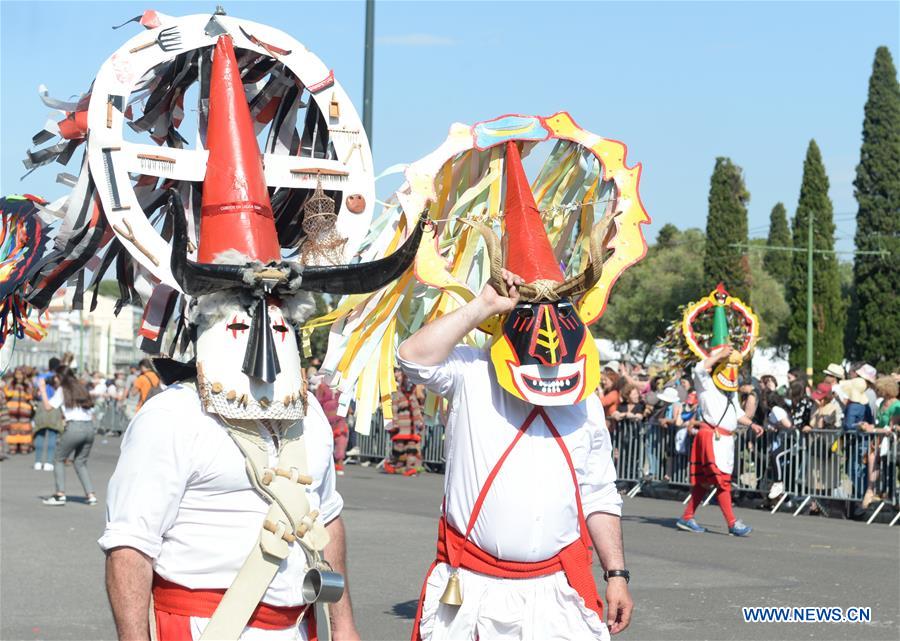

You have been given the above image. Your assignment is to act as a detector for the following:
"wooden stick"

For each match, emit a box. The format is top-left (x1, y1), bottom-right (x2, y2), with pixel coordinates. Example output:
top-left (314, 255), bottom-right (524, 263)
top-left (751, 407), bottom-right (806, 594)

top-left (112, 219), bottom-right (160, 267)
top-left (129, 40), bottom-right (156, 53)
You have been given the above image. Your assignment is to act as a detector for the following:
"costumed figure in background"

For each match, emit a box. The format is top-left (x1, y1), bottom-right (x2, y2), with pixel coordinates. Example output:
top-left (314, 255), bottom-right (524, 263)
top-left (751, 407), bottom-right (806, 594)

top-left (386, 370), bottom-right (425, 476)
top-left (667, 284), bottom-right (764, 537)
top-left (306, 110), bottom-right (651, 641)
top-left (13, 12), bottom-right (424, 641)
top-left (316, 383), bottom-right (350, 476)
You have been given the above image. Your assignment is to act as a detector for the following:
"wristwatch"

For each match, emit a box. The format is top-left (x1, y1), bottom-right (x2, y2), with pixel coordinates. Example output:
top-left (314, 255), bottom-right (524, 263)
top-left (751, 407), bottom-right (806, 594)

top-left (603, 569), bottom-right (630, 583)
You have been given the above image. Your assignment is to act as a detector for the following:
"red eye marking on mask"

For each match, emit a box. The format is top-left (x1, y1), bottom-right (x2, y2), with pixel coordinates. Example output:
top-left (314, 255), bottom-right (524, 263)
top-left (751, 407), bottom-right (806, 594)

top-left (272, 323), bottom-right (289, 342)
top-left (226, 316), bottom-right (249, 338)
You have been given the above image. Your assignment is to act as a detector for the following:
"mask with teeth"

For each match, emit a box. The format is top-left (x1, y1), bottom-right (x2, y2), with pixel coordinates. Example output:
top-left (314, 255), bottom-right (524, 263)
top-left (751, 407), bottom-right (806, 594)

top-left (489, 299), bottom-right (601, 406)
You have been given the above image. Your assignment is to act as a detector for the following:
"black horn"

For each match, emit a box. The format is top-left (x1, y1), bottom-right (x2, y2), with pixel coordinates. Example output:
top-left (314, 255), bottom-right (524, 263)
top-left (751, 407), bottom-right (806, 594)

top-left (297, 212), bottom-right (429, 294)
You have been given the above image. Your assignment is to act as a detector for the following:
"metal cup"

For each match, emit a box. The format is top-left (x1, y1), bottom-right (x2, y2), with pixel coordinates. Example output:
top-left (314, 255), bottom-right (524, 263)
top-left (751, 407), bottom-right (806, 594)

top-left (302, 568), bottom-right (345, 603)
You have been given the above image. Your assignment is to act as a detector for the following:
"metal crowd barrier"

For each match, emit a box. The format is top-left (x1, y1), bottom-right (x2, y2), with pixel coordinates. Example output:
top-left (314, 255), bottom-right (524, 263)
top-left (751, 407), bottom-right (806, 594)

top-left (354, 409), bottom-right (447, 469)
top-left (94, 400), bottom-right (128, 435)
top-left (356, 413), bottom-right (899, 524)
top-left (611, 419), bottom-right (900, 524)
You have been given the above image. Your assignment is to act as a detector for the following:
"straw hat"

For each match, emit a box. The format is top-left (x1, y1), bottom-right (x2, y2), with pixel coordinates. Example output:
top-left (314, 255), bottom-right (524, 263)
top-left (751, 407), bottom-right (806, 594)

top-left (822, 363), bottom-right (846, 380)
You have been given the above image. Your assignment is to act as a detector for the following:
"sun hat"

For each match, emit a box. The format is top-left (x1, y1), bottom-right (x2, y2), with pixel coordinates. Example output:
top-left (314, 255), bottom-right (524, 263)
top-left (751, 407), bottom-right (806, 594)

top-left (822, 363), bottom-right (846, 380)
top-left (657, 387), bottom-right (680, 404)
top-left (857, 364), bottom-right (877, 385)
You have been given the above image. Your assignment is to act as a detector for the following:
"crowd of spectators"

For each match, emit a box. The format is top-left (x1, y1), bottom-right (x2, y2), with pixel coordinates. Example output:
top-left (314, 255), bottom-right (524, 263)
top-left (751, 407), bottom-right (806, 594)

top-left (0, 354), bottom-right (163, 506)
top-left (599, 359), bottom-right (900, 510)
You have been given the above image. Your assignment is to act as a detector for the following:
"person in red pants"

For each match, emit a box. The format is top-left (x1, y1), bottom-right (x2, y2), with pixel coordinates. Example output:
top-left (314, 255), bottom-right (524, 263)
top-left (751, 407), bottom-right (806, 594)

top-left (676, 344), bottom-right (764, 536)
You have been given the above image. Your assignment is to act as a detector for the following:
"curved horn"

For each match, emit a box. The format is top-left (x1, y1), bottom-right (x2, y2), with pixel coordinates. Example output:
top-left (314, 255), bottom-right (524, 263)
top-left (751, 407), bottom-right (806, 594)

top-left (168, 189), bottom-right (247, 296)
top-left (545, 217), bottom-right (612, 301)
top-left (459, 218), bottom-right (508, 298)
top-left (297, 212), bottom-right (429, 294)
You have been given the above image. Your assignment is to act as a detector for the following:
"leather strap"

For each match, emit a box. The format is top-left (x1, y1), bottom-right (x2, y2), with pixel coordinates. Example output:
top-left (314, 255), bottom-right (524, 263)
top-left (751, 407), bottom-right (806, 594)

top-left (197, 421), bottom-right (330, 641)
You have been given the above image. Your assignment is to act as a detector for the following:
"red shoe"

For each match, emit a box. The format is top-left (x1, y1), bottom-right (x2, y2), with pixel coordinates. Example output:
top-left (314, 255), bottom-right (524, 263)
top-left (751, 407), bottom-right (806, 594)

top-left (403, 468), bottom-right (418, 477)
top-left (382, 462), bottom-right (397, 474)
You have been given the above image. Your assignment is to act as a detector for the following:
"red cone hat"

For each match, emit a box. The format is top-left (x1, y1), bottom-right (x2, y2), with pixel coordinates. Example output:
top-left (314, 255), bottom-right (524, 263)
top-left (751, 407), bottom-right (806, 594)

top-left (502, 141), bottom-right (564, 283)
top-left (198, 35), bottom-right (281, 264)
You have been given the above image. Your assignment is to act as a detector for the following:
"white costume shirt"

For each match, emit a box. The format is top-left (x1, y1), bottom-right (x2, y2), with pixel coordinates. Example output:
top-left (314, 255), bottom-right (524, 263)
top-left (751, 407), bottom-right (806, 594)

top-left (99, 384), bottom-right (342, 639)
top-left (399, 346), bottom-right (620, 641)
top-left (693, 363), bottom-right (743, 474)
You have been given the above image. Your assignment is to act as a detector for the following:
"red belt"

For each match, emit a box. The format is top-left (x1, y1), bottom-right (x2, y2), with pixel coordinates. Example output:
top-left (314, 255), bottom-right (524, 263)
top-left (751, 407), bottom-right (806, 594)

top-left (701, 423), bottom-right (734, 438)
top-left (411, 407), bottom-right (603, 641)
top-left (152, 574), bottom-right (314, 638)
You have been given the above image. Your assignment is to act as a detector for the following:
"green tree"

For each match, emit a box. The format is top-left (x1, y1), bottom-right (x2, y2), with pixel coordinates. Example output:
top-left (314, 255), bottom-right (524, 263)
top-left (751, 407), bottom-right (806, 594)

top-left (764, 202), bottom-right (792, 282)
top-left (850, 46), bottom-right (900, 371)
top-left (787, 140), bottom-right (845, 374)
top-left (703, 157), bottom-right (750, 300)
top-left (595, 227), bottom-right (787, 359)
top-left (308, 292), bottom-right (333, 362)
top-left (748, 239), bottom-right (790, 351)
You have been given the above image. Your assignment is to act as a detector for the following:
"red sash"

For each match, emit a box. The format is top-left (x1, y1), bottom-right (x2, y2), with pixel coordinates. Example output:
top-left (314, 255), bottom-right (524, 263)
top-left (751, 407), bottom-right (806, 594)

top-left (689, 423), bottom-right (733, 490)
top-left (152, 574), bottom-right (315, 640)
top-left (411, 407), bottom-right (603, 641)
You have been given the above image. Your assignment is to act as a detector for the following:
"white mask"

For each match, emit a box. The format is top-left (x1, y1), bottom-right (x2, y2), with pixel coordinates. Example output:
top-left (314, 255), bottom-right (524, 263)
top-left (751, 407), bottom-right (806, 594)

top-left (195, 295), bottom-right (307, 421)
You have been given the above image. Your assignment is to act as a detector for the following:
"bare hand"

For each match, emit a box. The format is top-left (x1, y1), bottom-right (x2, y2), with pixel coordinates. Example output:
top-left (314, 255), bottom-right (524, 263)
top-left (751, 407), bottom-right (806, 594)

top-left (606, 579), bottom-right (633, 634)
top-left (478, 269), bottom-right (523, 316)
top-left (751, 424), bottom-right (764, 437)
top-left (711, 344), bottom-right (735, 362)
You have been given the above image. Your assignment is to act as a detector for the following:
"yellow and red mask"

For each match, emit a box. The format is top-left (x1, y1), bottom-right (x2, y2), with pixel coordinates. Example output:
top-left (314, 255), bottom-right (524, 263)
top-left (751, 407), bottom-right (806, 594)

top-left (682, 284), bottom-right (759, 393)
top-left (472, 141), bottom-right (604, 405)
top-left (490, 299), bottom-right (600, 405)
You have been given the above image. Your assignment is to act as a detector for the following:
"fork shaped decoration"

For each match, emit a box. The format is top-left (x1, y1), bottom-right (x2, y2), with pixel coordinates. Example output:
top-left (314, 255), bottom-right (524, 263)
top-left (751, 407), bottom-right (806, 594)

top-left (129, 26), bottom-right (182, 53)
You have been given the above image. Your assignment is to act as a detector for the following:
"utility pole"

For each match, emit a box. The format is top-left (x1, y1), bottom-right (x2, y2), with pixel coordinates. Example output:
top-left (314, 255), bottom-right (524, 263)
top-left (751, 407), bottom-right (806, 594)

top-left (732, 232), bottom-right (887, 379)
top-left (806, 210), bottom-right (814, 379)
top-left (362, 0), bottom-right (375, 144)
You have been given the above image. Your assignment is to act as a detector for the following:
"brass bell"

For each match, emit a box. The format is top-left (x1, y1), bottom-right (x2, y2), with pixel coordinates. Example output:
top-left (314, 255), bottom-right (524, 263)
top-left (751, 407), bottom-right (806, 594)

top-left (439, 569), bottom-right (463, 606)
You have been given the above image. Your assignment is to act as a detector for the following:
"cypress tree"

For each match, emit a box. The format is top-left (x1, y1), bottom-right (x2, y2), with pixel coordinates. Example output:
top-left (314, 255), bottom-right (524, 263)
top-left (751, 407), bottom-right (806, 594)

top-left (850, 46), bottom-right (900, 371)
top-left (787, 140), bottom-right (845, 374)
top-left (764, 202), bottom-right (792, 282)
top-left (703, 157), bottom-right (750, 300)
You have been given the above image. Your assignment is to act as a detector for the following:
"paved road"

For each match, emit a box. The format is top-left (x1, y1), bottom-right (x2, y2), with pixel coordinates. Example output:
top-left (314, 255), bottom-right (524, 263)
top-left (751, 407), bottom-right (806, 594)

top-left (2, 436), bottom-right (898, 641)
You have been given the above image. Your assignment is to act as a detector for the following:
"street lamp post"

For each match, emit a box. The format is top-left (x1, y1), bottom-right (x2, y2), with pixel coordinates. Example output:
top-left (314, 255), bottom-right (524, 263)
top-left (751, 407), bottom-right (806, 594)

top-left (362, 0), bottom-right (375, 143)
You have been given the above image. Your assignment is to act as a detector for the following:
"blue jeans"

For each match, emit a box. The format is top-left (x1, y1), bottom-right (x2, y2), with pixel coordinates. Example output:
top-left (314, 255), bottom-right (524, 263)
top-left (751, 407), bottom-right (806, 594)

top-left (34, 429), bottom-right (58, 465)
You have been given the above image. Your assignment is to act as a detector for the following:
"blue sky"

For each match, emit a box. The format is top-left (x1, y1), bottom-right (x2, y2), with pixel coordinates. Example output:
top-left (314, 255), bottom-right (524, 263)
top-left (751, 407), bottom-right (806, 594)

top-left (2, 1), bottom-right (897, 253)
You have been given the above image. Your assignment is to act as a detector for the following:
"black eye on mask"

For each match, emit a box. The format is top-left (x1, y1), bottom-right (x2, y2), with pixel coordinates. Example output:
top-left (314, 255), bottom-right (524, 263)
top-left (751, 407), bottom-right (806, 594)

top-left (227, 321), bottom-right (250, 331)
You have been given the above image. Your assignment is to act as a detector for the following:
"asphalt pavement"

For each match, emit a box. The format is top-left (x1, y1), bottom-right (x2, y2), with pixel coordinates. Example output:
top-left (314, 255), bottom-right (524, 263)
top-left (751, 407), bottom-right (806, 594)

top-left (2, 436), bottom-right (898, 641)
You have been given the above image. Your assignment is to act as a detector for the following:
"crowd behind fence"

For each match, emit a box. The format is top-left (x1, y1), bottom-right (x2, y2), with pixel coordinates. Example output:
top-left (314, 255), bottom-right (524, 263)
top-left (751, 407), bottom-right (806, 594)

top-left (356, 416), bottom-right (900, 523)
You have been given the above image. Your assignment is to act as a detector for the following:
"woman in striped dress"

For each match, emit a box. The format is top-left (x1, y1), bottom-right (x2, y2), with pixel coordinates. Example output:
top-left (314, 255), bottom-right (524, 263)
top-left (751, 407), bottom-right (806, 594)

top-left (5, 368), bottom-right (35, 454)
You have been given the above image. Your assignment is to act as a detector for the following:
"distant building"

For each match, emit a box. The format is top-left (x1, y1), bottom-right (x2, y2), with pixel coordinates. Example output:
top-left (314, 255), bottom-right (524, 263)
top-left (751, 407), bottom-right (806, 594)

top-left (6, 290), bottom-right (142, 375)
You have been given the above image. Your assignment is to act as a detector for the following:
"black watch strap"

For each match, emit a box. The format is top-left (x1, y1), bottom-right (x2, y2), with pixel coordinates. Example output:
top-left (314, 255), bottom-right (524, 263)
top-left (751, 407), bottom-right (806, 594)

top-left (603, 569), bottom-right (630, 583)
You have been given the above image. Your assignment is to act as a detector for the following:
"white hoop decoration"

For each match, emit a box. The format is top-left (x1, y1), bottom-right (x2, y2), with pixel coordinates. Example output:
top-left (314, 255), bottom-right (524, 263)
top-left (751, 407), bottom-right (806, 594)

top-left (86, 13), bottom-right (375, 290)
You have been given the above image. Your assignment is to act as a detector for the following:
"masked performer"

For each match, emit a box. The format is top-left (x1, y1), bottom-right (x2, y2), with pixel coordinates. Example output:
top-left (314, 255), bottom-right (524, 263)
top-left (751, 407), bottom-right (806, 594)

top-left (385, 371), bottom-right (425, 476)
top-left (672, 285), bottom-right (764, 537)
top-left (16, 14), bottom-right (423, 640)
top-left (399, 141), bottom-right (632, 641)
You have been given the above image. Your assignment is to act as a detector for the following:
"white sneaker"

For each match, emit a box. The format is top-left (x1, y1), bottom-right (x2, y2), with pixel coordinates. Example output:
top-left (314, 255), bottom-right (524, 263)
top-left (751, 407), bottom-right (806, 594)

top-left (43, 463), bottom-right (54, 471)
top-left (33, 462), bottom-right (42, 470)
top-left (768, 481), bottom-right (785, 500)
top-left (42, 495), bottom-right (67, 506)
top-left (345, 447), bottom-right (361, 457)
top-left (86, 495), bottom-right (98, 506)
